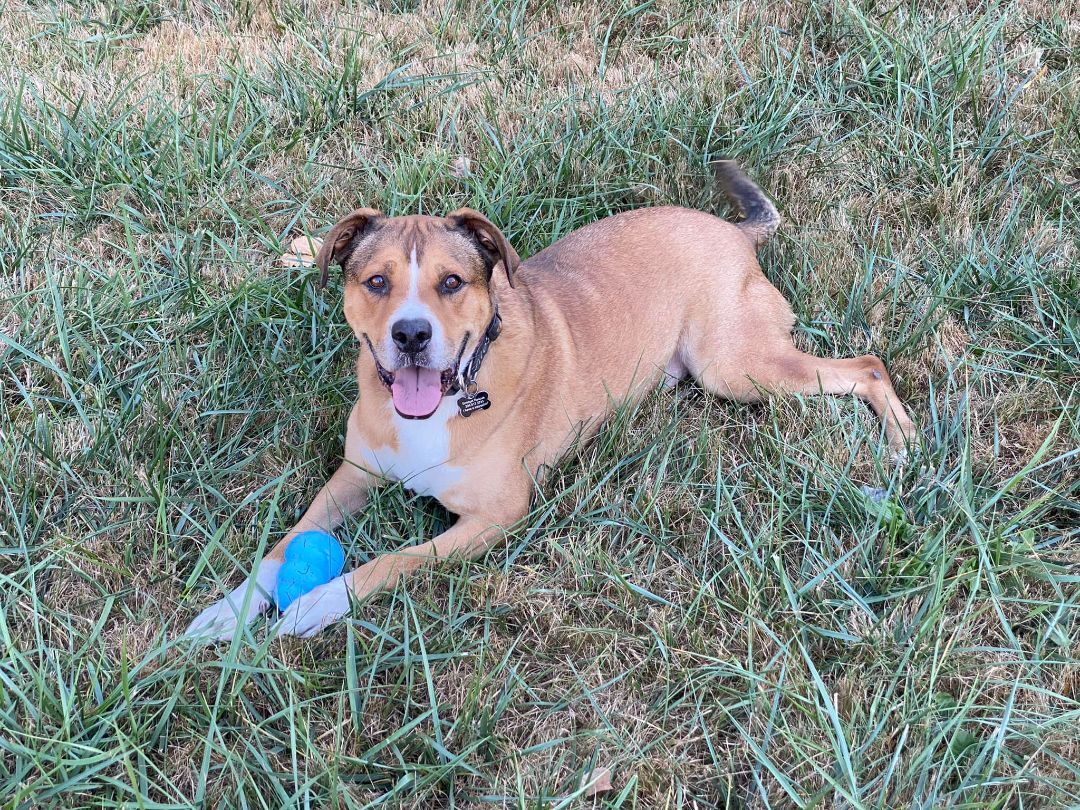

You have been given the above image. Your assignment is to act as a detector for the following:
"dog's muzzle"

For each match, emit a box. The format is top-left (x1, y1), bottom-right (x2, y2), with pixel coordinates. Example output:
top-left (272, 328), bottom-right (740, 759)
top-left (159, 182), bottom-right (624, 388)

top-left (363, 335), bottom-right (468, 420)
top-left (361, 307), bottom-right (502, 420)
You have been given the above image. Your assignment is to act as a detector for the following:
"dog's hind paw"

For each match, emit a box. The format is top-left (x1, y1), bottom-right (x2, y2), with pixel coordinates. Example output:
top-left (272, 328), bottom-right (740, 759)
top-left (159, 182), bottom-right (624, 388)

top-left (184, 560), bottom-right (281, 642)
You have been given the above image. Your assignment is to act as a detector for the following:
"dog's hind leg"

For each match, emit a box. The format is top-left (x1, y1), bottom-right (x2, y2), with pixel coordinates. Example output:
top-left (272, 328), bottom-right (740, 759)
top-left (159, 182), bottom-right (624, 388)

top-left (686, 336), bottom-right (915, 455)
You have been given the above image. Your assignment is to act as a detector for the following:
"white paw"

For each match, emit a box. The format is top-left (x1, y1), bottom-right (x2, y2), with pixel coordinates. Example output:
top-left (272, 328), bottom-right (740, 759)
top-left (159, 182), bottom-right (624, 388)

top-left (274, 575), bottom-right (351, 638)
top-left (185, 560), bottom-right (281, 642)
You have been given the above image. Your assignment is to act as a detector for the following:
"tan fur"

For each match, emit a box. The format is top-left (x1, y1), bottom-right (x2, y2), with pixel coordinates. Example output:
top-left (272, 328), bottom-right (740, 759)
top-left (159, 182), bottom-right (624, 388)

top-left (208, 174), bottom-right (916, 634)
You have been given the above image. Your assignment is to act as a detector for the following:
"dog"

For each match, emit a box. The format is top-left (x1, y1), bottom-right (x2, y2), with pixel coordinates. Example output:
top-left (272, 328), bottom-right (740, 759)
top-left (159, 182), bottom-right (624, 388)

top-left (186, 162), bottom-right (915, 640)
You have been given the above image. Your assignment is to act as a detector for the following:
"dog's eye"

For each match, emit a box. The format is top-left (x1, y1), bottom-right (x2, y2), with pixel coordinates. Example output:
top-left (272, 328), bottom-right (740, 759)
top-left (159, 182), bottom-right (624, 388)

top-left (365, 275), bottom-right (387, 292)
top-left (441, 274), bottom-right (464, 293)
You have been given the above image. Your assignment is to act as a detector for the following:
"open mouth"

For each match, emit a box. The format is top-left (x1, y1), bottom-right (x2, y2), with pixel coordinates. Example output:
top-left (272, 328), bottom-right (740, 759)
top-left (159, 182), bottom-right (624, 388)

top-left (388, 365), bottom-right (458, 419)
top-left (364, 335), bottom-right (467, 420)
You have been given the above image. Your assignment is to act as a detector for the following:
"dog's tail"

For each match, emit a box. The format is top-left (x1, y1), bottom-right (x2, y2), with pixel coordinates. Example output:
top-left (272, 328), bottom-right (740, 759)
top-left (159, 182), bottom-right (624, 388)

top-left (712, 159), bottom-right (780, 249)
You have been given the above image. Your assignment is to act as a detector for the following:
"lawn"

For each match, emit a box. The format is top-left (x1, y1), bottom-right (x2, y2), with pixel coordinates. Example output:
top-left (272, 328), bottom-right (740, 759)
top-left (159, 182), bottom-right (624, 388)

top-left (1, 0), bottom-right (1078, 806)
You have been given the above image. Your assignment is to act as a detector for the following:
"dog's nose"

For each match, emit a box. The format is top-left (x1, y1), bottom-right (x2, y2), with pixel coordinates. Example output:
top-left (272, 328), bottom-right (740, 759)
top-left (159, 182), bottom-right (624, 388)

top-left (391, 318), bottom-right (432, 354)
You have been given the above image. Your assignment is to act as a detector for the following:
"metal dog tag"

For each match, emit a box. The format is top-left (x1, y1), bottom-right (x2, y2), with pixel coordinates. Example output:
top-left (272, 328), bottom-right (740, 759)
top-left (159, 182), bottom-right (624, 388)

top-left (457, 390), bottom-right (491, 417)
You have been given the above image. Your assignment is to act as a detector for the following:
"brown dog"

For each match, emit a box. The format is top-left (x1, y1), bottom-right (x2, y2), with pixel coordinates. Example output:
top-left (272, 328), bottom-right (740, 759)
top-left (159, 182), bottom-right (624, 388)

top-left (186, 162), bottom-right (914, 640)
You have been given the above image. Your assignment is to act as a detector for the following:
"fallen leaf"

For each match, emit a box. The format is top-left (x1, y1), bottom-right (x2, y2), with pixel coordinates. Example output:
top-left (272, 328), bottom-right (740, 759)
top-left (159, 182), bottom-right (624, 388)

top-left (580, 766), bottom-right (612, 797)
top-left (281, 235), bottom-right (322, 268)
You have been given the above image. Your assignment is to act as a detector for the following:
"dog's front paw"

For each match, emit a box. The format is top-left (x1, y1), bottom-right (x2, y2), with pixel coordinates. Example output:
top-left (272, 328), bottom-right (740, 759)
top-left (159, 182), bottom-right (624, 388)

top-left (274, 575), bottom-right (351, 639)
top-left (185, 560), bottom-right (281, 642)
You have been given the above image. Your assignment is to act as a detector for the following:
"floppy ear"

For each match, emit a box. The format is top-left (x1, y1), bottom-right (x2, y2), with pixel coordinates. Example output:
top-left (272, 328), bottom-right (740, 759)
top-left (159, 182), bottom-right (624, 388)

top-left (314, 207), bottom-right (383, 287)
top-left (447, 208), bottom-right (520, 288)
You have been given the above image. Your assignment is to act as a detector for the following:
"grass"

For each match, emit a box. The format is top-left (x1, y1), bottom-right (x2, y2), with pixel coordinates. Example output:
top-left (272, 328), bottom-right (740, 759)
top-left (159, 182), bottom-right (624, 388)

top-left (1, 0), bottom-right (1078, 806)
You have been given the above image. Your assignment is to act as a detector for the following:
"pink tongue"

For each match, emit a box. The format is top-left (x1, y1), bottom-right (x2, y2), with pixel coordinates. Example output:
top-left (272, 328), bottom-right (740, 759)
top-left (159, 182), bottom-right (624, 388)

top-left (390, 366), bottom-right (444, 417)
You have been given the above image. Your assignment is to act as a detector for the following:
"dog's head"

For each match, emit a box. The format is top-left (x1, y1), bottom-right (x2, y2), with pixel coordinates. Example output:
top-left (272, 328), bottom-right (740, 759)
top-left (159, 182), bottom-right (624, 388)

top-left (315, 208), bottom-right (519, 419)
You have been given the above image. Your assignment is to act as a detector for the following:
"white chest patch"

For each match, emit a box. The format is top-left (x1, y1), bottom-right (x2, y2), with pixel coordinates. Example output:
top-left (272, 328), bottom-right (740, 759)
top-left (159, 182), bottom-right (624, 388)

top-left (359, 396), bottom-right (462, 498)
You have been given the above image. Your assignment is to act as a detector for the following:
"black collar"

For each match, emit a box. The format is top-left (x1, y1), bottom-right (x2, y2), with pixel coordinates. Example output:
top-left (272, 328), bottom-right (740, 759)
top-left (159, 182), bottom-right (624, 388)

top-left (449, 307), bottom-right (501, 416)
top-left (448, 306), bottom-right (501, 395)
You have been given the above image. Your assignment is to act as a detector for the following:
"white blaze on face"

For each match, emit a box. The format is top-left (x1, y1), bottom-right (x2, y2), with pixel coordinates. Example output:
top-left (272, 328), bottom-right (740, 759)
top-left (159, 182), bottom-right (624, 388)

top-left (386, 245), bottom-right (450, 419)
top-left (384, 246), bottom-right (446, 362)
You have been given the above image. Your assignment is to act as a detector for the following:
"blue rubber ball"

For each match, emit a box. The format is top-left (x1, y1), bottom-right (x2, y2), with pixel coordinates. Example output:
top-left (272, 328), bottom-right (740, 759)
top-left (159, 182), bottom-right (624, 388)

top-left (275, 530), bottom-right (346, 611)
